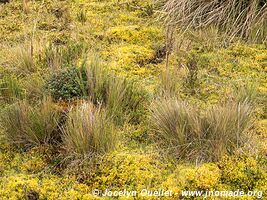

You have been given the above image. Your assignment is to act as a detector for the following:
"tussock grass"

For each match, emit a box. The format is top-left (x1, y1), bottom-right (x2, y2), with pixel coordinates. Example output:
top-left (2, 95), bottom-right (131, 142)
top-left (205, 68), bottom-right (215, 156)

top-left (0, 76), bottom-right (24, 103)
top-left (77, 8), bottom-right (87, 24)
top-left (203, 101), bottom-right (252, 160)
top-left (86, 58), bottom-right (147, 124)
top-left (62, 102), bottom-right (117, 157)
top-left (23, 74), bottom-right (45, 102)
top-left (86, 57), bottom-right (108, 104)
top-left (159, 67), bottom-right (183, 97)
top-left (44, 42), bottom-right (88, 71)
top-left (0, 99), bottom-right (61, 147)
top-left (158, 0), bottom-right (267, 43)
top-left (10, 46), bottom-right (35, 75)
top-left (106, 75), bottom-right (146, 124)
top-left (150, 98), bottom-right (253, 161)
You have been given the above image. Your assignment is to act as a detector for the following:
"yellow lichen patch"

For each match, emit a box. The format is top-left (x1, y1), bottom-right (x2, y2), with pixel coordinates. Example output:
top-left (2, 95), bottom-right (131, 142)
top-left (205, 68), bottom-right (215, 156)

top-left (103, 43), bottom-right (159, 78)
top-left (193, 164), bottom-right (221, 189)
top-left (0, 175), bottom-right (39, 200)
top-left (188, 43), bottom-right (267, 105)
top-left (256, 120), bottom-right (267, 155)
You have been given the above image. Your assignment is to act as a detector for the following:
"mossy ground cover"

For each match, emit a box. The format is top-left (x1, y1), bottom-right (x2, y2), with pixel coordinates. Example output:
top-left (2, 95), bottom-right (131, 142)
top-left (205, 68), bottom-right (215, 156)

top-left (0, 0), bottom-right (267, 199)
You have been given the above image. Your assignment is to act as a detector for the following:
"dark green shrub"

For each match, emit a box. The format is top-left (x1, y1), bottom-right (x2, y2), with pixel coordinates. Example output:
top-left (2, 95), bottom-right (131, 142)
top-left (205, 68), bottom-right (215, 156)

top-left (45, 67), bottom-right (88, 101)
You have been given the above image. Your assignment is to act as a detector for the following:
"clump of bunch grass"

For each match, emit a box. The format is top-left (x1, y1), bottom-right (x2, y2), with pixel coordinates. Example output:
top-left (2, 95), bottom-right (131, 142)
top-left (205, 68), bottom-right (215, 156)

top-left (106, 74), bottom-right (146, 124)
top-left (86, 57), bottom-right (108, 104)
top-left (8, 45), bottom-right (36, 75)
top-left (77, 8), bottom-right (87, 24)
top-left (86, 58), bottom-right (147, 124)
top-left (0, 99), bottom-right (61, 147)
top-left (0, 75), bottom-right (24, 103)
top-left (62, 102), bottom-right (117, 157)
top-left (159, 0), bottom-right (267, 43)
top-left (43, 41), bottom-right (88, 71)
top-left (150, 98), bottom-right (253, 161)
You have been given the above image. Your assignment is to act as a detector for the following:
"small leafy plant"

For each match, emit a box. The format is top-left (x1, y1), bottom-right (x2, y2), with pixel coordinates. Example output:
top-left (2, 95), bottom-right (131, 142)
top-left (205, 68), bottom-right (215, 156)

top-left (45, 67), bottom-right (88, 101)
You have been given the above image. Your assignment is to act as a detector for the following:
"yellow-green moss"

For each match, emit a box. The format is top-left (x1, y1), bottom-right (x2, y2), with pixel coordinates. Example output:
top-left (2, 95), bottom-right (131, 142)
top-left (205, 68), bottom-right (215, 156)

top-left (163, 163), bottom-right (221, 193)
top-left (219, 156), bottom-right (267, 192)
top-left (89, 152), bottom-right (168, 192)
top-left (1, 0), bottom-right (267, 199)
top-left (106, 25), bottom-right (163, 45)
top-left (0, 174), bottom-right (99, 200)
top-left (113, 45), bottom-right (154, 65)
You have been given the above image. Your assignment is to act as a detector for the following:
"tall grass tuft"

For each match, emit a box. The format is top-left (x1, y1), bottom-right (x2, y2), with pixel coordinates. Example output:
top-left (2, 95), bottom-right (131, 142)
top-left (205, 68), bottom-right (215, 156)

top-left (150, 98), bottom-right (253, 161)
top-left (86, 58), bottom-right (147, 124)
top-left (43, 41), bottom-right (88, 71)
top-left (8, 45), bottom-right (36, 75)
top-left (158, 0), bottom-right (267, 43)
top-left (77, 8), bottom-right (87, 24)
top-left (106, 75), bottom-right (146, 124)
top-left (0, 75), bottom-right (24, 103)
top-left (62, 102), bottom-right (117, 157)
top-left (203, 101), bottom-right (252, 160)
top-left (159, 66), bottom-right (183, 97)
top-left (86, 57), bottom-right (108, 104)
top-left (0, 99), bottom-right (61, 147)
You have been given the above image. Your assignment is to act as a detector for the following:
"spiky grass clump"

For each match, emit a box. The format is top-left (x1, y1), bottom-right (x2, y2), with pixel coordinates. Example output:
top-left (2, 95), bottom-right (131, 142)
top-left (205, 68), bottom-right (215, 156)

top-left (62, 102), bottom-right (117, 157)
top-left (150, 98), bottom-right (253, 161)
top-left (151, 99), bottom-right (195, 147)
top-left (0, 75), bottom-right (24, 103)
top-left (0, 99), bottom-right (61, 147)
top-left (159, 0), bottom-right (267, 42)
top-left (86, 58), bottom-right (147, 124)
top-left (10, 46), bottom-right (35, 75)
top-left (86, 58), bottom-right (108, 104)
top-left (43, 41), bottom-right (88, 71)
top-left (106, 75), bottom-right (146, 124)
top-left (203, 101), bottom-right (252, 160)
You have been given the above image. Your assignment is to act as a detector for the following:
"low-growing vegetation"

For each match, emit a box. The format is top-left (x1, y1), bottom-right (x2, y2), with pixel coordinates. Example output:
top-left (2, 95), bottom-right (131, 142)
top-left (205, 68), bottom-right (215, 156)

top-left (0, 0), bottom-right (266, 199)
